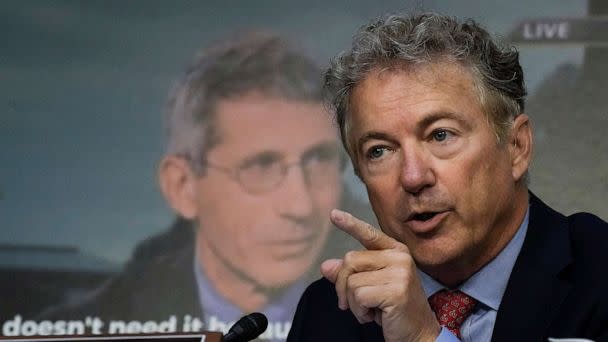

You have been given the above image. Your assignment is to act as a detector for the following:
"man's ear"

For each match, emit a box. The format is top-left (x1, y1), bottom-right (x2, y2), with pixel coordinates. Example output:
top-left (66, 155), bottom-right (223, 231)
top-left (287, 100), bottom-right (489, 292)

top-left (158, 155), bottom-right (199, 220)
top-left (509, 114), bottom-right (533, 182)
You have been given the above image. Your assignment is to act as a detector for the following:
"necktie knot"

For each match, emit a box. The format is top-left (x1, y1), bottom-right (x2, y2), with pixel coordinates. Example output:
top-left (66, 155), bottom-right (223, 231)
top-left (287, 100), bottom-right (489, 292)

top-left (428, 289), bottom-right (477, 338)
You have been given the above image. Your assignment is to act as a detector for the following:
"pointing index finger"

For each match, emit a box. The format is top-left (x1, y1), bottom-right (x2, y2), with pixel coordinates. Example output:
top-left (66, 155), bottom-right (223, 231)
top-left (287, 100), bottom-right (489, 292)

top-left (330, 209), bottom-right (402, 250)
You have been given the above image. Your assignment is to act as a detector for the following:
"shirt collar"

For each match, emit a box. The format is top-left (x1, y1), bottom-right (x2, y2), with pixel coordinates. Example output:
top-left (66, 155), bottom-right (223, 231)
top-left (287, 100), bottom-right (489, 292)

top-left (419, 206), bottom-right (530, 311)
top-left (193, 252), bottom-right (308, 322)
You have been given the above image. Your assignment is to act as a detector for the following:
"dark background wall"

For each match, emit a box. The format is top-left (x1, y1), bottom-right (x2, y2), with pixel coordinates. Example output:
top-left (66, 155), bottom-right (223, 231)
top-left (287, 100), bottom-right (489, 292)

top-left (1, 0), bottom-right (603, 270)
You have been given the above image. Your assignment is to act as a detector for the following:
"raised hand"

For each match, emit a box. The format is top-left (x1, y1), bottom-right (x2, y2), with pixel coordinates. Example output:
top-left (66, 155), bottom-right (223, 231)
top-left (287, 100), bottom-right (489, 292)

top-left (321, 209), bottom-right (441, 342)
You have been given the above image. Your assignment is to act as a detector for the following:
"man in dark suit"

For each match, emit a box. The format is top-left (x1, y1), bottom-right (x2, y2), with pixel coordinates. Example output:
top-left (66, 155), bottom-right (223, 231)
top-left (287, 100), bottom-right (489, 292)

top-left (35, 30), bottom-right (373, 342)
top-left (288, 12), bottom-right (608, 342)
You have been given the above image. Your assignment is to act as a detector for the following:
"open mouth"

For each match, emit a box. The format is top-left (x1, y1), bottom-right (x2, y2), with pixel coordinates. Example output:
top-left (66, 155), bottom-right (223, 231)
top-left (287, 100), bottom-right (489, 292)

top-left (404, 210), bottom-right (449, 233)
top-left (410, 212), bottom-right (440, 222)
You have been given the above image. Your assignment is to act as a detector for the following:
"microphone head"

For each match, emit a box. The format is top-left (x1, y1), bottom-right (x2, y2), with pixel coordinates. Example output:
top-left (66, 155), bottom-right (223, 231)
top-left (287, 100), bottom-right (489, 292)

top-left (223, 312), bottom-right (268, 342)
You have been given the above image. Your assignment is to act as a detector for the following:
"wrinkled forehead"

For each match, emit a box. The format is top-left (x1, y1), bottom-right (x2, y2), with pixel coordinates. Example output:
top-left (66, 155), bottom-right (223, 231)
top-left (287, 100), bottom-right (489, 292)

top-left (209, 93), bottom-right (339, 161)
top-left (344, 61), bottom-right (480, 144)
top-left (355, 61), bottom-right (478, 102)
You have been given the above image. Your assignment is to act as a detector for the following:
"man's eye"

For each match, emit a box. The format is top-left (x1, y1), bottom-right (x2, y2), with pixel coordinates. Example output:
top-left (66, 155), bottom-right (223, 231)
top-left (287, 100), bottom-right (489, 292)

top-left (432, 129), bottom-right (452, 142)
top-left (367, 146), bottom-right (387, 160)
top-left (241, 153), bottom-right (281, 171)
top-left (303, 146), bottom-right (340, 164)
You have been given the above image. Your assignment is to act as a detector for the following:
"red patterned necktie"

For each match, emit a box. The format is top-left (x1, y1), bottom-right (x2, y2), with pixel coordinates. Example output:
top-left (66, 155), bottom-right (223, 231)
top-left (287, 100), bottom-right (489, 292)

top-left (428, 289), bottom-right (477, 338)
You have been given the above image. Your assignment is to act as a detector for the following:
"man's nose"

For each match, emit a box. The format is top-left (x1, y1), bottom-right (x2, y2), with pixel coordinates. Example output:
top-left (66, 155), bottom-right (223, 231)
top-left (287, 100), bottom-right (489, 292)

top-left (399, 147), bottom-right (436, 195)
top-left (274, 164), bottom-right (315, 219)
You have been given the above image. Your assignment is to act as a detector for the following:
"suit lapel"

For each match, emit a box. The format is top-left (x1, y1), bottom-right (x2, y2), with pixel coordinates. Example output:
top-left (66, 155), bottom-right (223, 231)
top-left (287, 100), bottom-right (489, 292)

top-left (491, 194), bottom-right (572, 342)
top-left (130, 225), bottom-right (204, 321)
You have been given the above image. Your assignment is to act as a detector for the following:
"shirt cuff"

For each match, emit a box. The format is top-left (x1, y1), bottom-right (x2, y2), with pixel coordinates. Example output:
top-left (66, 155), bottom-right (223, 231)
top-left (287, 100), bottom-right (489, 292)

top-left (435, 327), bottom-right (461, 342)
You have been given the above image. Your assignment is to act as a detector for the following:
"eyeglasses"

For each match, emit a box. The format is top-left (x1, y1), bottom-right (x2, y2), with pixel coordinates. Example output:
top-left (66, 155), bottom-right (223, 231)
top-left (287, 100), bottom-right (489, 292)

top-left (205, 144), bottom-right (343, 194)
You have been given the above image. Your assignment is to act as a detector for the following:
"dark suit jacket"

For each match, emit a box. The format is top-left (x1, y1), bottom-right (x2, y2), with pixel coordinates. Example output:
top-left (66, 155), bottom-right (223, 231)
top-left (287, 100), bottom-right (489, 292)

top-left (38, 188), bottom-right (374, 325)
top-left (287, 194), bottom-right (608, 341)
top-left (39, 217), bottom-right (203, 321)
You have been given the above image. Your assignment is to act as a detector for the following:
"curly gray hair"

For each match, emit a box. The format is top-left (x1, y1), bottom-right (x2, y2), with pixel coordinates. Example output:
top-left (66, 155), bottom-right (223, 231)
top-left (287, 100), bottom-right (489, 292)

top-left (166, 30), bottom-right (324, 174)
top-left (324, 12), bottom-right (527, 154)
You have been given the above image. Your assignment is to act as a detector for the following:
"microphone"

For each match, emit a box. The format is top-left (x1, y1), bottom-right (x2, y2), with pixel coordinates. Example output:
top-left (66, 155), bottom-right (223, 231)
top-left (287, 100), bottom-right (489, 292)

top-left (223, 312), bottom-right (268, 342)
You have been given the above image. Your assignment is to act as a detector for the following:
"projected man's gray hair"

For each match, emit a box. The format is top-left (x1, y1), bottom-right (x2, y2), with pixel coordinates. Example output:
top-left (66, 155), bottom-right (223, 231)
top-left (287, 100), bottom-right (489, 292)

top-left (324, 12), bottom-right (527, 154)
top-left (165, 30), bottom-right (324, 174)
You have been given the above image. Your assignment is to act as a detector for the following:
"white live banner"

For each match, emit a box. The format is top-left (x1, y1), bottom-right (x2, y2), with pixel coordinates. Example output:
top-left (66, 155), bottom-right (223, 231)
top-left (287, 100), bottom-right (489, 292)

top-left (508, 16), bottom-right (608, 45)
